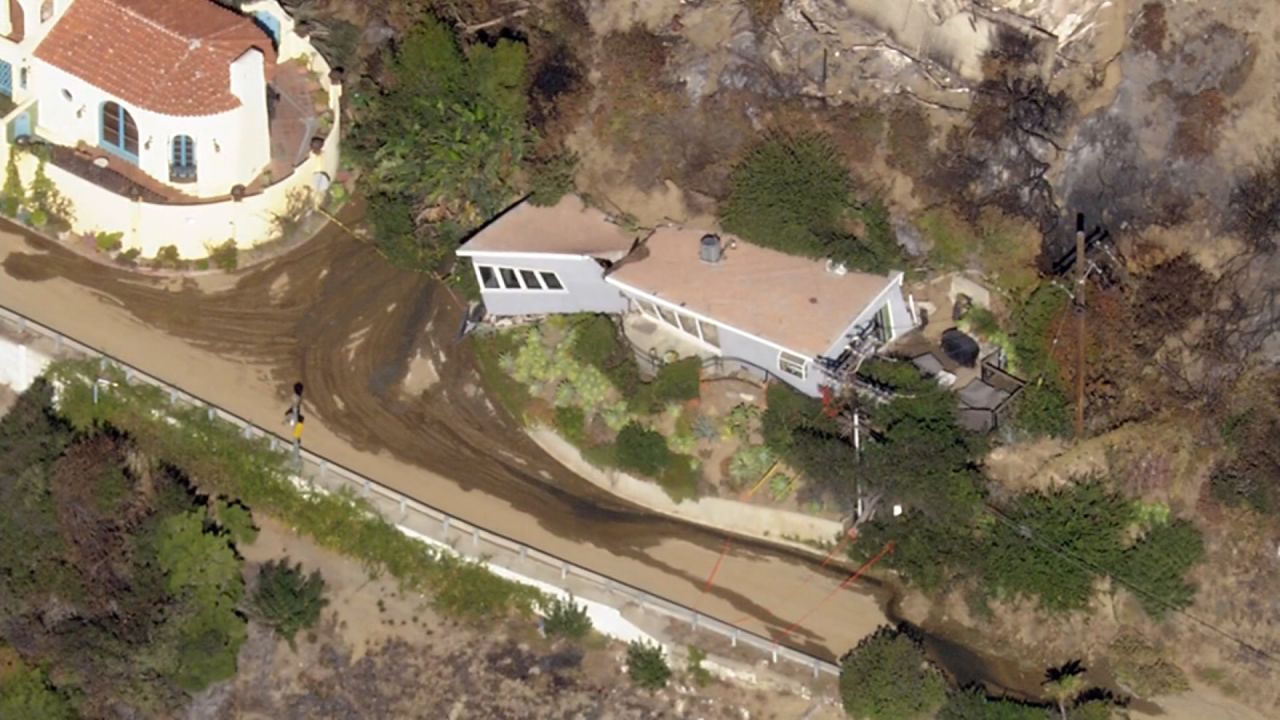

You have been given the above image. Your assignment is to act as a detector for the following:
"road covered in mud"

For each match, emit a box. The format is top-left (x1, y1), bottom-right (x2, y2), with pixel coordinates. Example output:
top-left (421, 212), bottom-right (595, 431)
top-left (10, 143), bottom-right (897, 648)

top-left (0, 216), bottom-right (898, 663)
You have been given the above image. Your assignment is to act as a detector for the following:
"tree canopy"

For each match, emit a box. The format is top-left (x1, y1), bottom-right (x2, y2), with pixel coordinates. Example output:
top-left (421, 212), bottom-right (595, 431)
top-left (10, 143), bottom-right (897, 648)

top-left (720, 133), bottom-right (902, 273)
top-left (839, 626), bottom-right (947, 720)
top-left (353, 16), bottom-right (535, 270)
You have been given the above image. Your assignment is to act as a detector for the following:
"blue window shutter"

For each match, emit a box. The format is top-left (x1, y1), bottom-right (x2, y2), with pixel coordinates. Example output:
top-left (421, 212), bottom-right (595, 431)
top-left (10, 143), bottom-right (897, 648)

top-left (253, 12), bottom-right (281, 45)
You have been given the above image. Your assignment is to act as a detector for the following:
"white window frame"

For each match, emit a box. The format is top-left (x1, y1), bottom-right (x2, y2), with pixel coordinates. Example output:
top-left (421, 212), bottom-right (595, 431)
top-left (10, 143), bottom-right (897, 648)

top-left (633, 297), bottom-right (722, 350)
top-left (778, 351), bottom-right (808, 379)
top-left (474, 263), bottom-right (567, 293)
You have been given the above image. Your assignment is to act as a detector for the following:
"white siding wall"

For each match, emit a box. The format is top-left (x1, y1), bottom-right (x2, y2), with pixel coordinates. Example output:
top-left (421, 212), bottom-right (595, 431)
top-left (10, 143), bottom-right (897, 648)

top-left (467, 252), bottom-right (629, 316)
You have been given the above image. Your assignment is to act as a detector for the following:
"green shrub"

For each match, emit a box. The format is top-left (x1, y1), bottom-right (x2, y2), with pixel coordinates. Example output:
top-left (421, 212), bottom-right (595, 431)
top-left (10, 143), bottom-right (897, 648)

top-left (658, 455), bottom-right (701, 502)
top-left (627, 640), bottom-right (672, 689)
top-left (541, 594), bottom-right (592, 639)
top-left (117, 247), bottom-right (141, 265)
top-left (762, 383), bottom-right (824, 453)
top-left (207, 239), bottom-right (238, 271)
top-left (0, 663), bottom-right (75, 720)
top-left (728, 444), bottom-right (774, 487)
top-left (648, 356), bottom-right (700, 407)
top-left (686, 645), bottom-right (713, 687)
top-left (938, 688), bottom-right (1048, 720)
top-left (569, 314), bottom-right (619, 367)
top-left (527, 152), bottom-right (578, 207)
top-left (554, 405), bottom-right (586, 446)
top-left (1114, 520), bottom-right (1204, 618)
top-left (251, 558), bottom-right (328, 649)
top-left (95, 231), bottom-right (124, 252)
top-left (720, 133), bottom-right (854, 262)
top-left (2, 150), bottom-right (24, 217)
top-left (29, 208), bottom-right (48, 227)
top-left (581, 442), bottom-right (619, 469)
top-left (154, 244), bottom-right (181, 269)
top-left (615, 422), bottom-right (671, 477)
top-left (839, 626), bottom-right (947, 720)
top-left (962, 305), bottom-right (1000, 337)
top-left (194, 258), bottom-right (211, 271)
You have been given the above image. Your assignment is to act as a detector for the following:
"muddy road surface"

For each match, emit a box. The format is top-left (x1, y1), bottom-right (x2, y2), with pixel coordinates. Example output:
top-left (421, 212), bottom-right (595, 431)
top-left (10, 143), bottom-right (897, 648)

top-left (0, 216), bottom-right (894, 661)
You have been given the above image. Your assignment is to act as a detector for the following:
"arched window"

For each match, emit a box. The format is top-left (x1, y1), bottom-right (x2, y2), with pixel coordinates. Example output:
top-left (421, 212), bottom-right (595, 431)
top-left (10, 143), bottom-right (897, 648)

top-left (100, 102), bottom-right (138, 161)
top-left (170, 135), bottom-right (196, 182)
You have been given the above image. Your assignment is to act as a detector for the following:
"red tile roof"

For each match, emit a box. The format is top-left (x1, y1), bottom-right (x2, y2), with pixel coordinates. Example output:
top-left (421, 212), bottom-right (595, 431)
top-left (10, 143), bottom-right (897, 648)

top-left (35, 0), bottom-right (277, 117)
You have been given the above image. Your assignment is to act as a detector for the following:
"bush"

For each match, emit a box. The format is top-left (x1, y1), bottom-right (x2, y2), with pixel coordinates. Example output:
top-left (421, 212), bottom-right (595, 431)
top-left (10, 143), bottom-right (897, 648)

top-left (728, 444), bottom-right (774, 487)
top-left (962, 306), bottom-right (1001, 337)
top-left (207, 239), bottom-right (238, 271)
top-left (762, 382), bottom-right (824, 453)
top-left (117, 247), bottom-right (141, 265)
top-left (29, 208), bottom-right (48, 227)
top-left (541, 594), bottom-right (592, 639)
top-left (658, 454), bottom-right (701, 502)
top-left (554, 405), bottom-right (586, 446)
top-left (154, 244), bottom-right (181, 269)
top-left (720, 133), bottom-right (852, 260)
top-left (686, 645), bottom-right (713, 687)
top-left (1114, 520), bottom-right (1204, 618)
top-left (648, 356), bottom-right (700, 407)
top-left (2, 150), bottom-right (24, 217)
top-left (627, 640), bottom-right (672, 689)
top-left (251, 559), bottom-right (328, 649)
top-left (615, 422), bottom-right (671, 477)
top-left (0, 663), bottom-right (76, 720)
top-left (569, 314), bottom-right (620, 369)
top-left (839, 626), bottom-right (947, 720)
top-left (95, 231), bottom-right (124, 252)
top-left (938, 688), bottom-right (1048, 720)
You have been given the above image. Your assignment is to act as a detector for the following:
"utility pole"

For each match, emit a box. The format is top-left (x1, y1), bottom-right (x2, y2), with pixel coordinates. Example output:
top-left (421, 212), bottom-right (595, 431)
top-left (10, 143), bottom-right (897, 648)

top-left (853, 410), bottom-right (863, 520)
top-left (1073, 214), bottom-right (1087, 440)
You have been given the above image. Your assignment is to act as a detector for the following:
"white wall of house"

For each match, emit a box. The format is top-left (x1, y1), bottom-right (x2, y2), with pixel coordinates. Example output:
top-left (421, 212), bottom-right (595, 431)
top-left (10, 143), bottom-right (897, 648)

top-left (462, 251), bottom-right (630, 316)
top-left (0, 0), bottom-right (344, 257)
top-left (30, 56), bottom-right (270, 197)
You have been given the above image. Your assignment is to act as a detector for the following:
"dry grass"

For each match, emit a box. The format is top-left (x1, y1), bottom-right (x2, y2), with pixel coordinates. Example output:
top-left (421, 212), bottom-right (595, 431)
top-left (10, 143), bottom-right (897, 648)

top-left (1172, 89), bottom-right (1228, 159)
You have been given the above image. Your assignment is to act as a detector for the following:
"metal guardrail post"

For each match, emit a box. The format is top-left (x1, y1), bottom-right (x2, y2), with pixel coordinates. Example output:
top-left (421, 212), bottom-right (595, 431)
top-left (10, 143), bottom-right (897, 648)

top-left (55, 334), bottom-right (62, 353)
top-left (398, 498), bottom-right (406, 520)
top-left (771, 644), bottom-right (779, 663)
top-left (472, 529), bottom-right (479, 549)
top-left (519, 546), bottom-right (527, 561)
top-left (17, 317), bottom-right (25, 333)
top-left (319, 460), bottom-right (328, 478)
top-left (207, 406), bottom-right (215, 420)
top-left (442, 516), bottom-right (451, 535)
top-left (361, 478), bottom-right (370, 496)
top-left (731, 629), bottom-right (738, 647)
top-left (692, 612), bottom-right (700, 629)
top-left (560, 563), bottom-right (568, 580)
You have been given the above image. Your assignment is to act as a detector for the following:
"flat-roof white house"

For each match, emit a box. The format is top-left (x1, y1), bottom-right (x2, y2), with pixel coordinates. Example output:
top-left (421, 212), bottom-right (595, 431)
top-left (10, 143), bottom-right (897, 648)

top-left (457, 196), bottom-right (917, 397)
top-left (0, 0), bottom-right (341, 257)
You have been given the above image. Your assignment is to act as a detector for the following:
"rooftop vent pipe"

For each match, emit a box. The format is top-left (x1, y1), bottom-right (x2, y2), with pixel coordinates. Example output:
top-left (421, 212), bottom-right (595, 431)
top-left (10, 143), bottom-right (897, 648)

top-left (700, 233), bottom-right (723, 264)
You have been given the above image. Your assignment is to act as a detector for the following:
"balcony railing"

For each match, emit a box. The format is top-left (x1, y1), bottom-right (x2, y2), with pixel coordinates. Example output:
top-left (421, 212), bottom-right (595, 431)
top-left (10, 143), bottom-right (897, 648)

top-left (169, 164), bottom-right (197, 184)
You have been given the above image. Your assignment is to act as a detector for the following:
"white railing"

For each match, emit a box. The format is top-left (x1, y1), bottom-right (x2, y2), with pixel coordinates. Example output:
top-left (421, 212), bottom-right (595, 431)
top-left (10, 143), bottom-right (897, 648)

top-left (0, 304), bottom-right (840, 681)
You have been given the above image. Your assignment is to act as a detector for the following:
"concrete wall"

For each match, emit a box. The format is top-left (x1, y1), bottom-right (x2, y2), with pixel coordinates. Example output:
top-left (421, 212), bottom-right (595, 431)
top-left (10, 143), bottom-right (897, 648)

top-left (467, 252), bottom-right (629, 316)
top-left (0, 330), bottom-right (51, 392)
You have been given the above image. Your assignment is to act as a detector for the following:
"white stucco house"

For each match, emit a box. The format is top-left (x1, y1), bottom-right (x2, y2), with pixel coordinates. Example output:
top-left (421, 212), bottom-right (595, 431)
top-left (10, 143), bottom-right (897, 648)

top-left (0, 0), bottom-right (341, 257)
top-left (457, 196), bottom-right (919, 399)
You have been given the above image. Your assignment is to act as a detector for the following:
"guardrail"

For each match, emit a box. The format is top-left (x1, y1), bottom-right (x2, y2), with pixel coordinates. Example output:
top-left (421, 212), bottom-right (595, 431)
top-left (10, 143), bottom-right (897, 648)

top-left (0, 304), bottom-right (841, 681)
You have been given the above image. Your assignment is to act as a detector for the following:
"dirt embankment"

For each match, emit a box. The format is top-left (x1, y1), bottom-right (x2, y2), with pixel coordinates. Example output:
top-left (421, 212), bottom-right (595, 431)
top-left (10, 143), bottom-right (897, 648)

top-left (190, 515), bottom-right (839, 720)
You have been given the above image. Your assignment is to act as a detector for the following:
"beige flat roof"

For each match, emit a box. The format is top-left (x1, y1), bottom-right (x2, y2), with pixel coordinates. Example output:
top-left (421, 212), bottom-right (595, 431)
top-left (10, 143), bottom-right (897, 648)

top-left (607, 228), bottom-right (894, 357)
top-left (457, 196), bottom-right (639, 260)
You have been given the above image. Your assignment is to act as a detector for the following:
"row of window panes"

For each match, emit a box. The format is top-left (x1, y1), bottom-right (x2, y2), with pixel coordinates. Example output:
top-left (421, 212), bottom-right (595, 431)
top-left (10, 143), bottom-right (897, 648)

top-left (477, 265), bottom-right (564, 291)
top-left (638, 299), bottom-right (720, 349)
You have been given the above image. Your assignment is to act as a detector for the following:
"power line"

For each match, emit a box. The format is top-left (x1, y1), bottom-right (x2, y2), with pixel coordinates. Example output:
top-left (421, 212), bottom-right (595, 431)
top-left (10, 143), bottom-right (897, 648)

top-left (981, 502), bottom-right (1280, 666)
